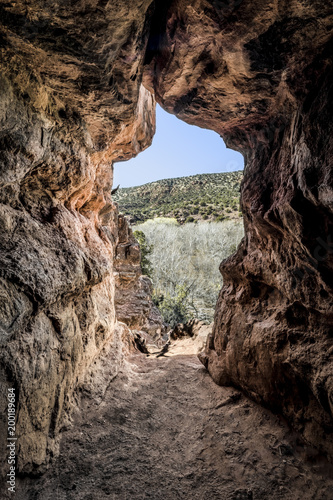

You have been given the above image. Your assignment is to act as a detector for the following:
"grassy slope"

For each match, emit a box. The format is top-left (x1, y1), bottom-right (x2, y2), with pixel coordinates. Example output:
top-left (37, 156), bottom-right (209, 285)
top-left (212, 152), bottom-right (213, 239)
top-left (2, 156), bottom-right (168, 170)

top-left (113, 171), bottom-right (243, 224)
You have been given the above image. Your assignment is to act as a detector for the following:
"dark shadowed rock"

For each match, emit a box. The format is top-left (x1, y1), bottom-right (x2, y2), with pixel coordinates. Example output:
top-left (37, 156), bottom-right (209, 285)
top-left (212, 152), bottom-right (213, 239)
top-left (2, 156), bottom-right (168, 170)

top-left (0, 0), bottom-right (332, 478)
top-left (145, 0), bottom-right (333, 459)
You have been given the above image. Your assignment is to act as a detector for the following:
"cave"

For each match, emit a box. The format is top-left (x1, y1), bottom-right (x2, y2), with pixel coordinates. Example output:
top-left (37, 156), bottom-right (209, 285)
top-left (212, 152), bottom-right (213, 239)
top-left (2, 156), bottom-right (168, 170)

top-left (0, 0), bottom-right (332, 498)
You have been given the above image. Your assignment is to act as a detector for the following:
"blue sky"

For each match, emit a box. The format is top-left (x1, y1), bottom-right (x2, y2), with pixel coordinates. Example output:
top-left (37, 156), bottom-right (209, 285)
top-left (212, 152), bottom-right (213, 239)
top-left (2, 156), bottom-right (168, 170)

top-left (113, 104), bottom-right (244, 188)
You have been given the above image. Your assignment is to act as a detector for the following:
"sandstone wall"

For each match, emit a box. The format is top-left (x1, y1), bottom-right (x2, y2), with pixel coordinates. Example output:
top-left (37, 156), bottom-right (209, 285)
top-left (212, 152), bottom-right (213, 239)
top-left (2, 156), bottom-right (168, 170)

top-left (0, 0), bottom-right (156, 475)
top-left (144, 0), bottom-right (333, 457)
top-left (0, 0), bottom-right (332, 476)
top-left (201, 71), bottom-right (333, 456)
top-left (114, 213), bottom-right (164, 337)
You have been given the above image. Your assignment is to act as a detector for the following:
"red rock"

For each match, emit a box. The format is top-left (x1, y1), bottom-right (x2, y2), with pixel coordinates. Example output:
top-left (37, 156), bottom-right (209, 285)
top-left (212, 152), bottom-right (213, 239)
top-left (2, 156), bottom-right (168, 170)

top-left (144, 0), bottom-right (333, 459)
top-left (0, 0), bottom-right (332, 476)
top-left (114, 214), bottom-right (164, 336)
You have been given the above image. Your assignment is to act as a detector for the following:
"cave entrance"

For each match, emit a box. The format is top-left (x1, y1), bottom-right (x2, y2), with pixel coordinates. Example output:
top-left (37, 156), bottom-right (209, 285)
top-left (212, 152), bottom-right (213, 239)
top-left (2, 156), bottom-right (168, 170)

top-left (113, 104), bottom-right (244, 327)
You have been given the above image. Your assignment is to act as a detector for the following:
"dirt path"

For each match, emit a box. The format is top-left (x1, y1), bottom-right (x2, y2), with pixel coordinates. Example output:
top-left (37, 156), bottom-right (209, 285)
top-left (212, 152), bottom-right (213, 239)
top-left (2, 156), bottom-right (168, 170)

top-left (17, 350), bottom-right (333, 500)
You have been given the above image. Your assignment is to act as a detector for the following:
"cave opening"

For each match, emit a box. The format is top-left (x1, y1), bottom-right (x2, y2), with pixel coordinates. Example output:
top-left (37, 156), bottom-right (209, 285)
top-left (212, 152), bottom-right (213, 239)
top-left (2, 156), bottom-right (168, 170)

top-left (1, 0), bottom-right (332, 492)
top-left (113, 104), bottom-right (244, 187)
top-left (113, 103), bottom-right (244, 327)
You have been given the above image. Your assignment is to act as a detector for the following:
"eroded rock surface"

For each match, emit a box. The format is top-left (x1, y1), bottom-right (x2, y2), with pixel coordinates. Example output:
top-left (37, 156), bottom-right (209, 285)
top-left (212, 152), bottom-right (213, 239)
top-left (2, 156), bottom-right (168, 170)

top-left (144, 0), bottom-right (333, 458)
top-left (114, 214), bottom-right (164, 337)
top-left (0, 0), bottom-right (156, 475)
top-left (0, 0), bottom-right (332, 479)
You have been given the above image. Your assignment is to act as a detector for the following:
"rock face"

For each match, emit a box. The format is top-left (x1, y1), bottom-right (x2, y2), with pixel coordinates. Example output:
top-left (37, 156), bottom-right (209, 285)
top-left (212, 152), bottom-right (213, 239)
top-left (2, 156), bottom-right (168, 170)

top-left (114, 213), bottom-right (164, 337)
top-left (144, 0), bottom-right (333, 457)
top-left (0, 0), bottom-right (332, 476)
top-left (168, 319), bottom-right (212, 355)
top-left (0, 0), bottom-right (156, 475)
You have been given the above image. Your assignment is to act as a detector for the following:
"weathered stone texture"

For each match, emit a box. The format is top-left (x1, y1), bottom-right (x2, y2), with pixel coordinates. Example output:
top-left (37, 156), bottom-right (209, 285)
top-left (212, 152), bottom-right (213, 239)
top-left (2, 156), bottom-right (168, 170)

top-left (144, 0), bottom-right (333, 457)
top-left (114, 214), bottom-right (164, 337)
top-left (0, 0), bottom-right (332, 476)
top-left (0, 0), bottom-right (156, 475)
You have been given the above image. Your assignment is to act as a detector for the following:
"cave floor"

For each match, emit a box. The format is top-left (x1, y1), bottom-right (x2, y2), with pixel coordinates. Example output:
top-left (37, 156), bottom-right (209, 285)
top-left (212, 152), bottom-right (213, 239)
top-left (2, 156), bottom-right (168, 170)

top-left (17, 349), bottom-right (333, 500)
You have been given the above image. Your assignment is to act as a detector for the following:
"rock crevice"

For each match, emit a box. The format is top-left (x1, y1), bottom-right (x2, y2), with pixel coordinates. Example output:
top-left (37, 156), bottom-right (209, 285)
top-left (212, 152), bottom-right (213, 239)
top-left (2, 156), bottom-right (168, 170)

top-left (0, 0), bottom-right (332, 476)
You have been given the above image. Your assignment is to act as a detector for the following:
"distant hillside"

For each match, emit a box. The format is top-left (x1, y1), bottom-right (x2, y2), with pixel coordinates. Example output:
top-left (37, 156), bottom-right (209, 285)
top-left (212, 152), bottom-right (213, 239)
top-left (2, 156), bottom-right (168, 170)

top-left (113, 171), bottom-right (243, 224)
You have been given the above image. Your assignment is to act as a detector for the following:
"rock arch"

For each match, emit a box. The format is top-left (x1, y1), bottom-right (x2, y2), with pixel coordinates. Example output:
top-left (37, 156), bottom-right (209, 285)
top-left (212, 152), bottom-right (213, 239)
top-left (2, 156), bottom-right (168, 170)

top-left (0, 0), bottom-right (332, 474)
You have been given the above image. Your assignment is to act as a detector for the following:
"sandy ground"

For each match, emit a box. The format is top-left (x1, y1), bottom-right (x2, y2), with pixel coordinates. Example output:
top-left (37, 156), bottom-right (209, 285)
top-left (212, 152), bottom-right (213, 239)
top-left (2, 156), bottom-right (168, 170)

top-left (16, 338), bottom-right (333, 500)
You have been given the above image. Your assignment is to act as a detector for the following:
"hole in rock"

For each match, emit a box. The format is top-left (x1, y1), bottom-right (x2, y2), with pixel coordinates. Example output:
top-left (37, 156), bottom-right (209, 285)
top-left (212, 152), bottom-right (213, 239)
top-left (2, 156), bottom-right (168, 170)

top-left (113, 104), bottom-right (244, 326)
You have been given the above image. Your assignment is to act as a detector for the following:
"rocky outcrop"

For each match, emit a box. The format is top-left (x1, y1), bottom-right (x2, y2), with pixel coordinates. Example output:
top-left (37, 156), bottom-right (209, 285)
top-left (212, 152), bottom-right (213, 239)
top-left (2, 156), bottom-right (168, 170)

top-left (167, 319), bottom-right (212, 355)
top-left (0, 0), bottom-right (332, 477)
top-left (170, 319), bottom-right (211, 343)
top-left (0, 0), bottom-right (156, 476)
top-left (114, 213), bottom-right (164, 337)
top-left (144, 0), bottom-right (333, 457)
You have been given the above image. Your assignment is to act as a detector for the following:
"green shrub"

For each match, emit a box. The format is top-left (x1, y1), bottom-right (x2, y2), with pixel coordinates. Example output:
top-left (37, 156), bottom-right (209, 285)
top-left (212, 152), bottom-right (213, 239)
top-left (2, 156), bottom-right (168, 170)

top-left (133, 230), bottom-right (153, 278)
top-left (153, 284), bottom-right (190, 327)
top-left (186, 216), bottom-right (195, 223)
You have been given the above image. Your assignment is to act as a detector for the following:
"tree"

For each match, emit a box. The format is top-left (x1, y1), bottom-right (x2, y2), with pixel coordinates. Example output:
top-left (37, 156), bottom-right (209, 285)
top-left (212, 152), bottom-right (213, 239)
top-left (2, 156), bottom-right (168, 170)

top-left (153, 284), bottom-right (192, 327)
top-left (135, 219), bottom-right (244, 323)
top-left (133, 230), bottom-right (153, 278)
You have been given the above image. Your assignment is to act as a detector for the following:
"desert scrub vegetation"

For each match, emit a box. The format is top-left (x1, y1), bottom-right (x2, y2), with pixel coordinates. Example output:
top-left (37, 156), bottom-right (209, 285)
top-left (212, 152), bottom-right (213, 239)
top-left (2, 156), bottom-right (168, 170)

top-left (135, 219), bottom-right (244, 324)
top-left (113, 171), bottom-right (243, 225)
top-left (132, 230), bottom-right (153, 278)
